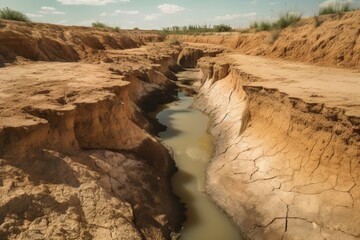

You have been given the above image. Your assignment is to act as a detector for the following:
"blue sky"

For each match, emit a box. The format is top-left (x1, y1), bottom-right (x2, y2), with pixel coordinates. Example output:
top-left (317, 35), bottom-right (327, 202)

top-left (0, 0), bottom-right (359, 29)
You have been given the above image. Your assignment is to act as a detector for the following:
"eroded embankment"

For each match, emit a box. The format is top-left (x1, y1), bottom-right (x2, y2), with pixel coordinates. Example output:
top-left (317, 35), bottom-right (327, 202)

top-left (0, 25), bottom-right (184, 239)
top-left (170, 10), bottom-right (360, 69)
top-left (0, 19), bottom-right (163, 66)
top-left (193, 56), bottom-right (360, 239)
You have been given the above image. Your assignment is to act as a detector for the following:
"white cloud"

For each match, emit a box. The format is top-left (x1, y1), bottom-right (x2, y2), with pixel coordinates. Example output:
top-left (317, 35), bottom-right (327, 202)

top-left (319, 0), bottom-right (353, 7)
top-left (214, 12), bottom-right (257, 21)
top-left (114, 10), bottom-right (139, 15)
top-left (26, 13), bottom-right (44, 18)
top-left (100, 9), bottom-right (139, 16)
top-left (270, 1), bottom-right (279, 5)
top-left (57, 0), bottom-right (129, 5)
top-left (144, 13), bottom-right (162, 21)
top-left (157, 4), bottom-right (185, 14)
top-left (40, 6), bottom-right (65, 15)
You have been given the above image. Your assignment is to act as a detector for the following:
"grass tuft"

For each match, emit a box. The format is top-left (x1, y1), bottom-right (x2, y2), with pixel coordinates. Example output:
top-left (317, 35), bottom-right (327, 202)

top-left (319, 1), bottom-right (352, 15)
top-left (160, 24), bottom-right (232, 35)
top-left (0, 7), bottom-right (30, 22)
top-left (92, 21), bottom-right (120, 32)
top-left (274, 12), bottom-right (302, 29)
top-left (249, 12), bottom-right (302, 32)
top-left (92, 21), bottom-right (109, 28)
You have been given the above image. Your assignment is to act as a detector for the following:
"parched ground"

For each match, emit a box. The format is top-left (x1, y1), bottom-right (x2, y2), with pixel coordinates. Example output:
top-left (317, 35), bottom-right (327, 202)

top-left (228, 54), bottom-right (360, 117)
top-left (192, 49), bottom-right (360, 239)
top-left (0, 21), bottom-right (183, 240)
top-left (1, 9), bottom-right (360, 240)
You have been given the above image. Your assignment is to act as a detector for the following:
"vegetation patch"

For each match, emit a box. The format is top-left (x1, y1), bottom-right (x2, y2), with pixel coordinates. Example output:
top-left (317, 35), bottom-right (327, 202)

top-left (319, 1), bottom-right (352, 15)
top-left (92, 21), bottom-right (120, 32)
top-left (213, 24), bottom-right (232, 32)
top-left (161, 24), bottom-right (232, 35)
top-left (0, 7), bottom-right (30, 22)
top-left (250, 12), bottom-right (302, 32)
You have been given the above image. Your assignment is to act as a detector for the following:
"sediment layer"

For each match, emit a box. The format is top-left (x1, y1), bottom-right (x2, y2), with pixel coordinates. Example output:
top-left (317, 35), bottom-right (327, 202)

top-left (193, 55), bottom-right (360, 239)
top-left (0, 19), bottom-right (163, 65)
top-left (0, 21), bottom-right (183, 240)
top-left (170, 10), bottom-right (360, 69)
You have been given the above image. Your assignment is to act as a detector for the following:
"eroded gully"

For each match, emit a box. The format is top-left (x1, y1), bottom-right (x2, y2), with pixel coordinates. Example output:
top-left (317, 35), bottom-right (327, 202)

top-left (155, 69), bottom-right (242, 240)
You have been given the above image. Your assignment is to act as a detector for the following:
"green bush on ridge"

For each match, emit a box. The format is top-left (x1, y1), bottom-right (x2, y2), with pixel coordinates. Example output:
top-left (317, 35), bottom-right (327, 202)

top-left (92, 21), bottom-right (120, 32)
top-left (319, 1), bottom-right (352, 15)
top-left (249, 12), bottom-right (302, 32)
top-left (0, 7), bottom-right (30, 22)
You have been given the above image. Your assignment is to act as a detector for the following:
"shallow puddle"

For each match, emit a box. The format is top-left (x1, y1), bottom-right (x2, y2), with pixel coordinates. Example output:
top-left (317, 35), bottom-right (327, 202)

top-left (156, 70), bottom-right (241, 240)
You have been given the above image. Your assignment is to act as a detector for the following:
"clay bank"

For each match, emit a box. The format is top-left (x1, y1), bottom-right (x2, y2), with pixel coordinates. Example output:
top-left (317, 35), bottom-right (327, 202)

top-left (0, 10), bottom-right (360, 240)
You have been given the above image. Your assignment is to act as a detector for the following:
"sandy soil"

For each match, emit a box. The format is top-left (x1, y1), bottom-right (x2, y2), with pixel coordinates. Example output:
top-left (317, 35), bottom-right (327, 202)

top-left (229, 54), bottom-right (360, 117)
top-left (0, 37), bottom-right (183, 239)
top-left (180, 45), bottom-right (360, 239)
top-left (170, 10), bottom-right (360, 69)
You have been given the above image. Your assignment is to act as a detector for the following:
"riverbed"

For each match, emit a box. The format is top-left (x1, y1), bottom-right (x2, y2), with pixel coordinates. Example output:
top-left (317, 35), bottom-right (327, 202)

top-left (156, 70), bottom-right (241, 240)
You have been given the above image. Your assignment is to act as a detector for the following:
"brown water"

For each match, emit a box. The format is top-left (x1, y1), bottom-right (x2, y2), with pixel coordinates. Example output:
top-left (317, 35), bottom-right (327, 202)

top-left (156, 70), bottom-right (241, 240)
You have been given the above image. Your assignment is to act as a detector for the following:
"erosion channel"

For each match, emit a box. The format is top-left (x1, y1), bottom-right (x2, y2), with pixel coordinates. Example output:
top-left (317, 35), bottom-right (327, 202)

top-left (155, 69), bottom-right (242, 240)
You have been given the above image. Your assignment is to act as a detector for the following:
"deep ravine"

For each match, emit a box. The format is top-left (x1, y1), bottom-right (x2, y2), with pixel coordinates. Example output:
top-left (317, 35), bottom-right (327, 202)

top-left (155, 69), bottom-right (242, 240)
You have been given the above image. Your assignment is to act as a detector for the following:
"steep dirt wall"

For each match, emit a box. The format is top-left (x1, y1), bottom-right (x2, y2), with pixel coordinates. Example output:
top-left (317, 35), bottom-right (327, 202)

top-left (194, 57), bottom-right (360, 239)
top-left (170, 10), bottom-right (360, 69)
top-left (0, 41), bottom-right (183, 240)
top-left (0, 20), bottom-right (164, 64)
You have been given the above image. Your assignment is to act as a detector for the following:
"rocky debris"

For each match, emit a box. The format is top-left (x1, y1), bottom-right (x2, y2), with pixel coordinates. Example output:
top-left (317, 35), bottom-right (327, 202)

top-left (194, 54), bottom-right (360, 239)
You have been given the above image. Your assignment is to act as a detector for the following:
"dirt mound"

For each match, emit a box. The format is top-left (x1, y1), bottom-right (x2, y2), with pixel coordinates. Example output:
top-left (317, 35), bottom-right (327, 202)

top-left (170, 10), bottom-right (360, 69)
top-left (0, 20), bottom-right (164, 64)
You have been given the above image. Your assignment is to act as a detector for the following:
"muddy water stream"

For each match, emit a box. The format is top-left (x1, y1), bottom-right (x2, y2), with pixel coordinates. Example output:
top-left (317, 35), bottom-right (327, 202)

top-left (156, 70), bottom-right (241, 240)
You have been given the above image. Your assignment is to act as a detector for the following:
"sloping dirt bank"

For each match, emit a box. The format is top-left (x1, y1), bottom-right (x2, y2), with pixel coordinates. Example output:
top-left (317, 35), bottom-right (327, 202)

top-left (170, 10), bottom-right (360, 69)
top-left (191, 54), bottom-right (360, 239)
top-left (0, 21), bottom-right (183, 240)
top-left (0, 19), bottom-right (163, 65)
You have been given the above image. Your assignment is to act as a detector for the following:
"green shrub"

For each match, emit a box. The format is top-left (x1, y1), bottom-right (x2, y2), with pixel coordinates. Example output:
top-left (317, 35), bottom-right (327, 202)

top-left (259, 21), bottom-right (273, 31)
top-left (274, 12), bottom-right (302, 29)
top-left (0, 7), bottom-right (30, 22)
top-left (92, 21), bottom-right (109, 28)
top-left (92, 21), bottom-right (121, 32)
top-left (249, 12), bottom-right (302, 32)
top-left (213, 24), bottom-right (232, 32)
top-left (319, 1), bottom-right (351, 15)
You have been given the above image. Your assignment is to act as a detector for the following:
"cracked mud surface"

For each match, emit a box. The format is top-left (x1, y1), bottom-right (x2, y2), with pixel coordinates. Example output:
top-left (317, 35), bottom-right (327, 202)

top-left (192, 53), bottom-right (360, 239)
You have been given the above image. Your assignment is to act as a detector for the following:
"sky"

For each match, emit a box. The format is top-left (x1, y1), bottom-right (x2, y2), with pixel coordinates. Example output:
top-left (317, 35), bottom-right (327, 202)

top-left (0, 0), bottom-right (359, 29)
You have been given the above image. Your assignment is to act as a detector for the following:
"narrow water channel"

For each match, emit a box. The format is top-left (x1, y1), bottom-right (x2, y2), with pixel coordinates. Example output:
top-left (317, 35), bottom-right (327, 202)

top-left (156, 70), bottom-right (241, 240)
